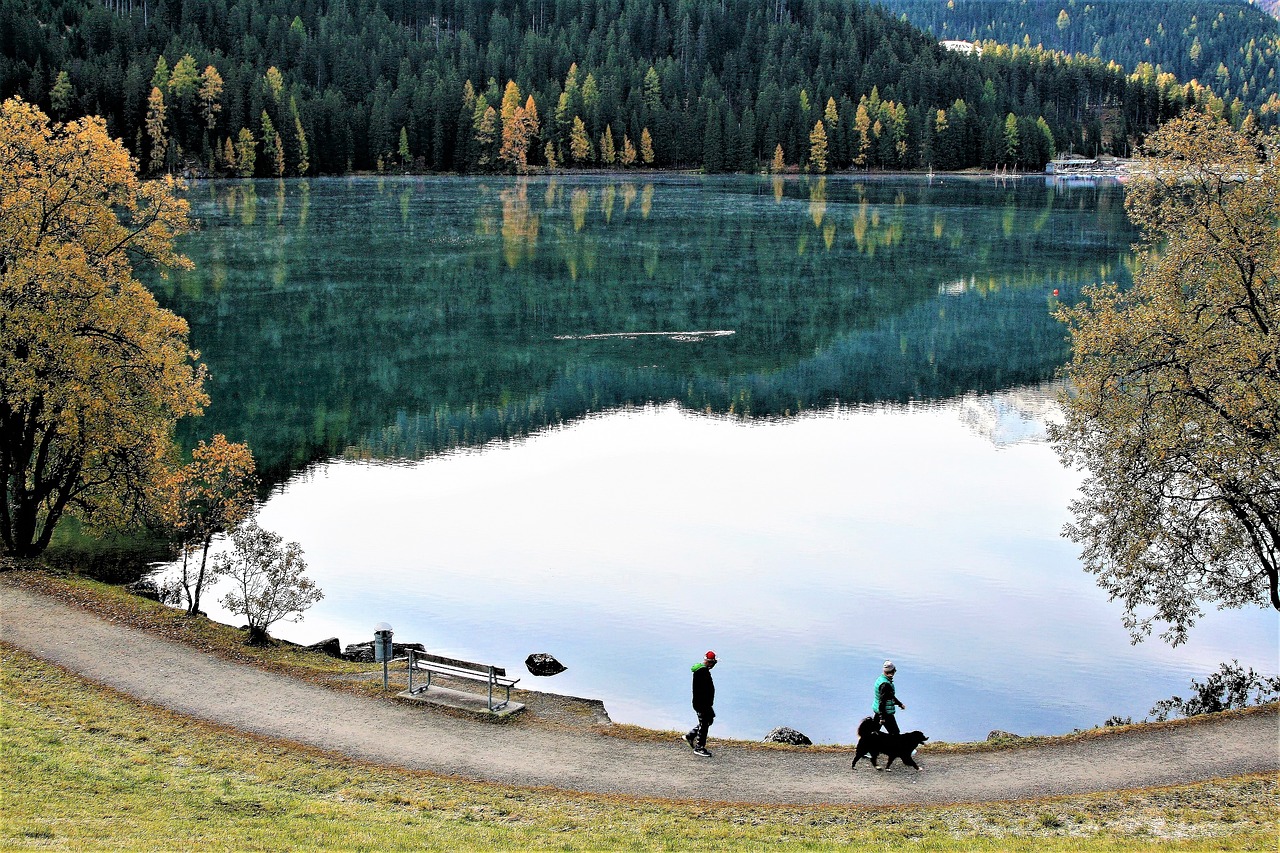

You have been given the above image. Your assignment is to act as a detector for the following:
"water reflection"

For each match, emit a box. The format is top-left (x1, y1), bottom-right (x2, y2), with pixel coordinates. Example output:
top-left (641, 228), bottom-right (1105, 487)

top-left (153, 175), bottom-right (1136, 484)
top-left (147, 178), bottom-right (1277, 741)
top-left (181, 395), bottom-right (1277, 743)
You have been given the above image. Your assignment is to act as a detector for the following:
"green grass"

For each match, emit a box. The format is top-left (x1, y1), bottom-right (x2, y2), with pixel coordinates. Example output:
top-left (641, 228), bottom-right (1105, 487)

top-left (2, 647), bottom-right (1277, 851)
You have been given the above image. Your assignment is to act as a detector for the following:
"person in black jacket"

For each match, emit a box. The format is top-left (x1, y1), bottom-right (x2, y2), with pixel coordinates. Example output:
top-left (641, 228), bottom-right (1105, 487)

top-left (681, 651), bottom-right (717, 757)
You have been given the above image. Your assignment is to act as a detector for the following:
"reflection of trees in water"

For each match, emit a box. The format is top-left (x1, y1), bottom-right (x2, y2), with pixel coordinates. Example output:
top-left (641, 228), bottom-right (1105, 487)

top-left (958, 381), bottom-right (1066, 447)
top-left (352, 279), bottom-right (1094, 463)
top-left (152, 177), bottom-right (1135, 485)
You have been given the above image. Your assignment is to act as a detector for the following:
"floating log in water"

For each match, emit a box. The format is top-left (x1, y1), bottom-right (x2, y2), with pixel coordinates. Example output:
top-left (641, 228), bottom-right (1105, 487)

top-left (553, 330), bottom-right (735, 342)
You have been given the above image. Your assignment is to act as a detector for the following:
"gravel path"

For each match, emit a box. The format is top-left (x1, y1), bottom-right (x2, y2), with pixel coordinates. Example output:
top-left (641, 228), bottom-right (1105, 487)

top-left (2, 583), bottom-right (1276, 805)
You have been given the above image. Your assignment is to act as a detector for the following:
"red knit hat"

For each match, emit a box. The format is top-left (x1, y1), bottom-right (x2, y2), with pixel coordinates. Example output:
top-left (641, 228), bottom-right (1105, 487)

top-left (705, 651), bottom-right (716, 660)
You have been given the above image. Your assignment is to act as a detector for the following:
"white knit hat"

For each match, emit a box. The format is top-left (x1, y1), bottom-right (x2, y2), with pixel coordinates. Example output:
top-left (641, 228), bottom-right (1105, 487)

top-left (883, 660), bottom-right (896, 673)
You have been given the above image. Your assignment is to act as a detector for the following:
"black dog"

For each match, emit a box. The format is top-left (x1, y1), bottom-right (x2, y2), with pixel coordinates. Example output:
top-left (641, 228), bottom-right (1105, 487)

top-left (851, 716), bottom-right (928, 771)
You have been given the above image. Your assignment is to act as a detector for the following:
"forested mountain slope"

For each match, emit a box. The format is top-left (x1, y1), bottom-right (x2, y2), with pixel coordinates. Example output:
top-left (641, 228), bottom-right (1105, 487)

top-left (1, 0), bottom-right (1222, 175)
top-left (879, 0), bottom-right (1280, 119)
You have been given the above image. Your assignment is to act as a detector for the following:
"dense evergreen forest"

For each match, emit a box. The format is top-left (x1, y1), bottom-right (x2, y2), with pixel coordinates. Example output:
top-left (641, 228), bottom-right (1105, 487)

top-left (1, 0), bottom-right (1232, 175)
top-left (879, 0), bottom-right (1280, 120)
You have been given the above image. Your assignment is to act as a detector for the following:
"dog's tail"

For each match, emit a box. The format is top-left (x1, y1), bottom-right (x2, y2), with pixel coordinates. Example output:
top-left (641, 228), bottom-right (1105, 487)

top-left (857, 716), bottom-right (879, 738)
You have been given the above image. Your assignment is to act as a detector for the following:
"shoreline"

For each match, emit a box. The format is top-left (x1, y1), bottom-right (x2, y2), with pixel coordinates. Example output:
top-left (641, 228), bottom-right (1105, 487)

top-left (2, 567), bottom-right (1271, 754)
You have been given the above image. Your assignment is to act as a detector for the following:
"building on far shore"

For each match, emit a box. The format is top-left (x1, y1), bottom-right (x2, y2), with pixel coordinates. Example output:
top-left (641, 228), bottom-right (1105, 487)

top-left (940, 39), bottom-right (982, 56)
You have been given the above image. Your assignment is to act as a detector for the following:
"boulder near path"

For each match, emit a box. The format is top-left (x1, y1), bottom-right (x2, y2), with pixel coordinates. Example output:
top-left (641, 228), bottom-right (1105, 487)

top-left (2, 583), bottom-right (1276, 805)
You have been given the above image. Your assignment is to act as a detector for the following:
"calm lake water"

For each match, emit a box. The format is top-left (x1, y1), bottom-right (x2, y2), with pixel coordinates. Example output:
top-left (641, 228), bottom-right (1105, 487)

top-left (151, 175), bottom-right (1278, 743)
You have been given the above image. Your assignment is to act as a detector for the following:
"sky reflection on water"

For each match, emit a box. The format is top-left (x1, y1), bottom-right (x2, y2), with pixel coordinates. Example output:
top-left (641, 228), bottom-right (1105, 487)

top-left (189, 392), bottom-right (1277, 743)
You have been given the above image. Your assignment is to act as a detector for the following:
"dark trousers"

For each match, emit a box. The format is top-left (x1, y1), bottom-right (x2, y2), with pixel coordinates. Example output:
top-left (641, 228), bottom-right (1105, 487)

top-left (877, 712), bottom-right (900, 736)
top-left (688, 708), bottom-right (715, 748)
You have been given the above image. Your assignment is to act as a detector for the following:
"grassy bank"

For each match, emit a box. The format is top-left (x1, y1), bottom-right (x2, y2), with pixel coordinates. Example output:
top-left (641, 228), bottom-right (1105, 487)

top-left (2, 645), bottom-right (1276, 851)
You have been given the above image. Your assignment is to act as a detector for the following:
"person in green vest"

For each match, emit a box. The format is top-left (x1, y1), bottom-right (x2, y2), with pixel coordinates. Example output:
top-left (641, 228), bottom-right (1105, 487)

top-left (873, 659), bottom-right (906, 735)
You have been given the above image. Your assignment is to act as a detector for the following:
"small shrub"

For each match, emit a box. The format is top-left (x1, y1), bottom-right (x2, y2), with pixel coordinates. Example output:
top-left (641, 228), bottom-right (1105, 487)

top-left (1149, 661), bottom-right (1280, 721)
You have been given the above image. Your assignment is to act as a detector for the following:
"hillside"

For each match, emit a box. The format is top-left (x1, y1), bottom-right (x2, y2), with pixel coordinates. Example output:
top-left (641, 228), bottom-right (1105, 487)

top-left (879, 0), bottom-right (1280, 120)
top-left (1, 0), bottom-right (1213, 176)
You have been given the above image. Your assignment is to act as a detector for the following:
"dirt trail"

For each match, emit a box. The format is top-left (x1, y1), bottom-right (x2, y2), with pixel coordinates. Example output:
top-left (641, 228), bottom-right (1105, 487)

top-left (2, 583), bottom-right (1275, 805)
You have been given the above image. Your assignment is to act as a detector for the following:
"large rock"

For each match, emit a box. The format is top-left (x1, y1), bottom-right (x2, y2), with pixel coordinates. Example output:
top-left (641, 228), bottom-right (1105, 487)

top-left (987, 729), bottom-right (1023, 741)
top-left (525, 653), bottom-right (567, 676)
top-left (125, 578), bottom-right (162, 602)
top-left (342, 641), bottom-right (425, 662)
top-left (303, 637), bottom-right (343, 658)
top-left (762, 726), bottom-right (812, 746)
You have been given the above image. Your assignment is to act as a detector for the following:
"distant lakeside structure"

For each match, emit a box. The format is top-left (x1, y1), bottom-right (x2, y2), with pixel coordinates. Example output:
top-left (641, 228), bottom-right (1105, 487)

top-left (939, 39), bottom-right (983, 56)
top-left (1044, 154), bottom-right (1135, 177)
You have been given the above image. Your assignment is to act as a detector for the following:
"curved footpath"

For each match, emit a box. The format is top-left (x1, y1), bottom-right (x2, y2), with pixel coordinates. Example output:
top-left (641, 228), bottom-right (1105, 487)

top-left (2, 583), bottom-right (1276, 806)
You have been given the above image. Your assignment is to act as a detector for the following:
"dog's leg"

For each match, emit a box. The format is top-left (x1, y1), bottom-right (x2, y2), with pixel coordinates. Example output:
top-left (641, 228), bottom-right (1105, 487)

top-left (902, 755), bottom-right (919, 770)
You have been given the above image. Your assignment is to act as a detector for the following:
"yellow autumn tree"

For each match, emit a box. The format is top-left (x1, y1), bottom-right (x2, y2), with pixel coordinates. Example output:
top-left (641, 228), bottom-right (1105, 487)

top-left (198, 65), bottom-right (223, 130)
top-left (498, 94), bottom-right (538, 173)
top-left (569, 116), bottom-right (592, 164)
top-left (808, 120), bottom-right (828, 173)
top-left (145, 86), bottom-right (168, 173)
top-left (0, 98), bottom-right (207, 557)
top-left (1052, 112), bottom-right (1280, 643)
top-left (600, 126), bottom-right (616, 165)
top-left (620, 134), bottom-right (637, 167)
top-left (640, 127), bottom-right (655, 165)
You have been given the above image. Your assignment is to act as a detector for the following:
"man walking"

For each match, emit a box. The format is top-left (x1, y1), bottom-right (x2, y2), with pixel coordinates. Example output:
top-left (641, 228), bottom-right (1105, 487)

top-left (873, 660), bottom-right (906, 735)
top-left (682, 651), bottom-right (717, 757)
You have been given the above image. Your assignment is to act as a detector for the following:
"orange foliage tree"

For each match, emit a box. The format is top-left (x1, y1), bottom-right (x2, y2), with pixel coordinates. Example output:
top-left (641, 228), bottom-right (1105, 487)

top-left (0, 97), bottom-right (206, 557)
top-left (159, 435), bottom-right (257, 616)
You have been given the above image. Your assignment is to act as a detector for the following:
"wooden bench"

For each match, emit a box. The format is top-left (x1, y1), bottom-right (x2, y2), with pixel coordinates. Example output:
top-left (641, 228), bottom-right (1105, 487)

top-left (405, 649), bottom-right (519, 712)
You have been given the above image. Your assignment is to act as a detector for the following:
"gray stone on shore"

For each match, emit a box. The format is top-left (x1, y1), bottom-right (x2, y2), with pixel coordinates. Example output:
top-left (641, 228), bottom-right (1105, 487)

top-left (762, 726), bottom-right (812, 746)
top-left (125, 578), bottom-right (162, 602)
top-left (342, 640), bottom-right (425, 662)
top-left (304, 637), bottom-right (343, 658)
top-left (525, 653), bottom-right (567, 676)
top-left (987, 730), bottom-right (1023, 741)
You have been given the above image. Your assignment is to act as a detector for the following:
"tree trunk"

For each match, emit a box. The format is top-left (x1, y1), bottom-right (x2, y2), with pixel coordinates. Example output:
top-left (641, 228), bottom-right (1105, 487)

top-left (245, 625), bottom-right (272, 646)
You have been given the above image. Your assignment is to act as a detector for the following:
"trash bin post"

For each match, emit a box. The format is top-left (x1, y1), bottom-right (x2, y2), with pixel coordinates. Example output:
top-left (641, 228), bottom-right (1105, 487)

top-left (374, 622), bottom-right (393, 690)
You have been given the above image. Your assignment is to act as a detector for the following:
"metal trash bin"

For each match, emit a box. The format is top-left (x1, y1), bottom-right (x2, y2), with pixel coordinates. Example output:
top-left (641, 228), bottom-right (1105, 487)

top-left (374, 623), bottom-right (393, 689)
top-left (373, 623), bottom-right (393, 662)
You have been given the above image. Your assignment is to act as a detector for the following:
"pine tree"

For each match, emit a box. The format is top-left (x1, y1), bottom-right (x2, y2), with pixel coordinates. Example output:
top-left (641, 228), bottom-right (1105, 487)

top-left (49, 71), bottom-right (72, 120)
top-left (640, 127), bottom-right (655, 165)
top-left (261, 111), bottom-right (284, 177)
top-left (808, 120), bottom-right (828, 173)
top-left (198, 65), bottom-right (223, 131)
top-left (771, 144), bottom-right (785, 172)
top-left (291, 98), bottom-right (309, 175)
top-left (620, 134), bottom-right (637, 167)
top-left (235, 127), bottom-right (257, 177)
top-left (473, 103), bottom-right (498, 168)
top-left (221, 136), bottom-right (237, 175)
top-left (1003, 112), bottom-right (1021, 164)
top-left (145, 87), bottom-right (168, 174)
top-left (600, 125), bottom-right (616, 165)
top-left (570, 116), bottom-right (592, 164)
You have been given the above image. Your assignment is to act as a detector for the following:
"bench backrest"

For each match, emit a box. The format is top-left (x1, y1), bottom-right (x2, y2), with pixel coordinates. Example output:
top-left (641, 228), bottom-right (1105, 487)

top-left (414, 651), bottom-right (505, 678)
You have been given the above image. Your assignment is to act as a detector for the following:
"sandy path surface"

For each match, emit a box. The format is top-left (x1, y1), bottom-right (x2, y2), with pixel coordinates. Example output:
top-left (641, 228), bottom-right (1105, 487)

top-left (2, 583), bottom-right (1276, 805)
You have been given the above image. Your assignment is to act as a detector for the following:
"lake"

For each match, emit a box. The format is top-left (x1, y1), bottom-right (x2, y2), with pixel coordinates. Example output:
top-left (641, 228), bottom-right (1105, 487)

top-left (150, 174), bottom-right (1278, 743)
